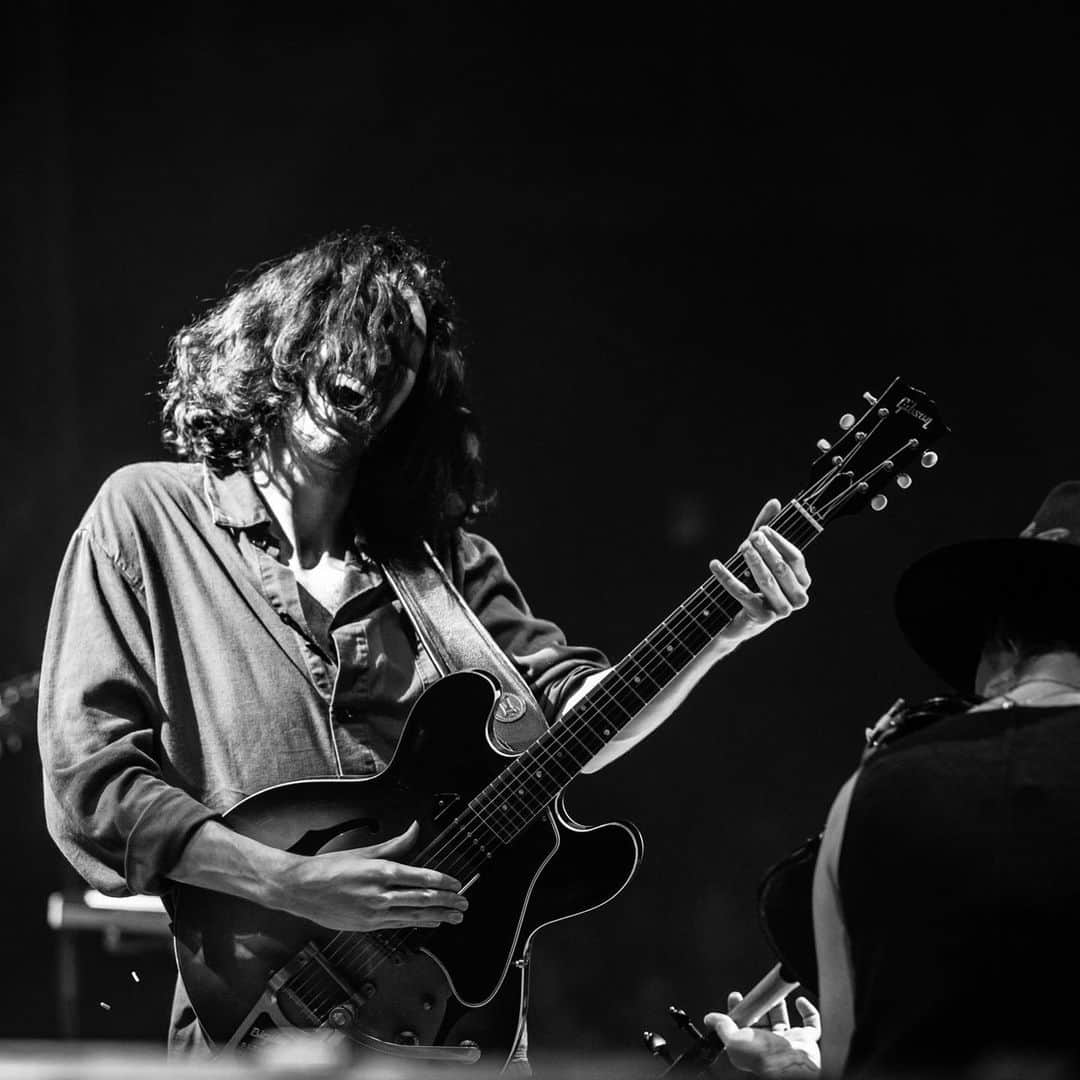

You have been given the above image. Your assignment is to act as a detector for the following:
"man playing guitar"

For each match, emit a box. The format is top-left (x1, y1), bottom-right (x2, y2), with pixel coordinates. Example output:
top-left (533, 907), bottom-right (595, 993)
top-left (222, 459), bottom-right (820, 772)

top-left (38, 228), bottom-right (811, 1063)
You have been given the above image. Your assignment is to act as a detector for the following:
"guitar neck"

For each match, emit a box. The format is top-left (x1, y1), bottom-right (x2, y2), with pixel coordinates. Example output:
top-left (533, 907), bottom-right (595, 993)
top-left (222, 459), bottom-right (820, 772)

top-left (331, 376), bottom-right (945, 965)
top-left (453, 497), bottom-right (828, 852)
top-left (560, 497), bottom-right (825, 750)
top-left (413, 376), bottom-right (950, 876)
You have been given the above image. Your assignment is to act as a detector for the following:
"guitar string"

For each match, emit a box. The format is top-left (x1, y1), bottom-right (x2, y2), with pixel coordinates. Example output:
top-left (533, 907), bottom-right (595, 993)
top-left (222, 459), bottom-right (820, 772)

top-left (333, 457), bottom-right (856, 887)
top-left (284, 500), bottom-right (832, 1009)
top-left (287, 469), bottom-right (889, 1015)
top-left (286, 552), bottom-right (822, 1017)
top-left (285, 508), bottom-right (825, 1011)
top-left (284, 439), bottom-right (913, 1013)
top-left (258, 424), bottom-right (924, 1018)
top-left (281, 524), bottom-right (813, 1010)
top-left (283, 463), bottom-right (882, 1013)
top-left (460, 439), bottom-right (917, 834)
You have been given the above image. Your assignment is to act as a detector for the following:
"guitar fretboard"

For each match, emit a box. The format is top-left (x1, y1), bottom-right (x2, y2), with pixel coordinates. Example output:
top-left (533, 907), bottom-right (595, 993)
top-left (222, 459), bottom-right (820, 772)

top-left (302, 377), bottom-right (947, 1016)
top-left (420, 497), bottom-right (826, 881)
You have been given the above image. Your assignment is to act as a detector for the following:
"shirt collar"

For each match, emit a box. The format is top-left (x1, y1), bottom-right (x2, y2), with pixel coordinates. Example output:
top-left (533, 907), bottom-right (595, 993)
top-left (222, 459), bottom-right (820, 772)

top-left (202, 463), bottom-right (272, 530)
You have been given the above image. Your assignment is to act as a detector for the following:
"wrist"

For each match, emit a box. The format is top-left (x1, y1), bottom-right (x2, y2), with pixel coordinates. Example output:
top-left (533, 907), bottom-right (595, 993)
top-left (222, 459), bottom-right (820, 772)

top-left (708, 632), bottom-right (742, 659)
top-left (259, 849), bottom-right (302, 913)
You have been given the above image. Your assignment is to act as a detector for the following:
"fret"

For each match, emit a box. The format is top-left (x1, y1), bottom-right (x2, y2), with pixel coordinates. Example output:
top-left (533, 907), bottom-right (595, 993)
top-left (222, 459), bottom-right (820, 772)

top-left (638, 632), bottom-right (684, 674)
top-left (428, 498), bottom-right (835, 862)
top-left (679, 597), bottom-right (711, 637)
top-left (615, 667), bottom-right (658, 704)
top-left (619, 647), bottom-right (669, 693)
top-left (575, 709), bottom-right (619, 747)
top-left (559, 714), bottom-right (607, 760)
top-left (650, 624), bottom-right (701, 669)
top-left (586, 679), bottom-right (651, 725)
top-left (304, 378), bottom-right (947, 1004)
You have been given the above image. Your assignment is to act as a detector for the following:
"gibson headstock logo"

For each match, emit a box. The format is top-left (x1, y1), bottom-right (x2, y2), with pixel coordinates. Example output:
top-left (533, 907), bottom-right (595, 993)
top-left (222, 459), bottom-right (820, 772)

top-left (896, 396), bottom-right (934, 430)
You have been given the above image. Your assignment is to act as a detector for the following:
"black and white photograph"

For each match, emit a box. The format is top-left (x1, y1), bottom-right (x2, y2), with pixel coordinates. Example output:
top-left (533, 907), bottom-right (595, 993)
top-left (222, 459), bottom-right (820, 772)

top-left (4, 5), bottom-right (1080, 1078)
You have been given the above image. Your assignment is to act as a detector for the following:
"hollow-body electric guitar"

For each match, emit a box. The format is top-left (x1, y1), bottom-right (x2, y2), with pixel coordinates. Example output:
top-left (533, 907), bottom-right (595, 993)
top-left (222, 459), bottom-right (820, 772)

top-left (173, 378), bottom-right (948, 1069)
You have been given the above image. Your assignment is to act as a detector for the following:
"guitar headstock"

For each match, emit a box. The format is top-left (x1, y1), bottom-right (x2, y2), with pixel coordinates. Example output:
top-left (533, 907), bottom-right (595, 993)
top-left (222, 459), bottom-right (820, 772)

top-left (641, 1005), bottom-right (721, 1076)
top-left (798, 378), bottom-right (948, 526)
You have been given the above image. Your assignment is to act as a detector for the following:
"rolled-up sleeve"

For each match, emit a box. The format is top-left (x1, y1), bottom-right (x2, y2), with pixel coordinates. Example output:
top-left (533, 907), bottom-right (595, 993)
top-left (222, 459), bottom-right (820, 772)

top-left (38, 529), bottom-right (217, 896)
top-left (450, 530), bottom-right (609, 719)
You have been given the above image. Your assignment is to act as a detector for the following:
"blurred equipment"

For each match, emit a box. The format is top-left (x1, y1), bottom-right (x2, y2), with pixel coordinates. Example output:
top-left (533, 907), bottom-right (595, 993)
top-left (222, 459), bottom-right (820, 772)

top-left (46, 890), bottom-right (172, 1042)
top-left (47, 890), bottom-right (170, 941)
top-left (0, 666), bottom-right (66, 1039)
top-left (0, 669), bottom-right (39, 760)
top-left (1, 668), bottom-right (173, 1042)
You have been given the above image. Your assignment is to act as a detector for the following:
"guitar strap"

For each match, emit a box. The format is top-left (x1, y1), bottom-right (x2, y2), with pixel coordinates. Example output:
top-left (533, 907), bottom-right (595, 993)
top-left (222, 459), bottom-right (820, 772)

top-left (381, 542), bottom-right (548, 755)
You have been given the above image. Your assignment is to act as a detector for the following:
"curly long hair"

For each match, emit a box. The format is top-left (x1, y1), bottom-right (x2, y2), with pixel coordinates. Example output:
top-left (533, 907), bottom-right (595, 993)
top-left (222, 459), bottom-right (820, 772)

top-left (162, 228), bottom-right (491, 548)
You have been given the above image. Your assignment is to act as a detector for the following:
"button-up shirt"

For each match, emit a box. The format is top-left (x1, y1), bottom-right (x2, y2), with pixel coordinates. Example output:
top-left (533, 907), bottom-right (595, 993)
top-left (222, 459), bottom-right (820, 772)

top-left (38, 461), bottom-right (608, 899)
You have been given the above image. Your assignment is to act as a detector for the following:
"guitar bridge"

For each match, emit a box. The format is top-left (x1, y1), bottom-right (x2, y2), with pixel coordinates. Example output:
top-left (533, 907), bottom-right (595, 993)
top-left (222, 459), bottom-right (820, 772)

top-left (253, 942), bottom-right (482, 1065)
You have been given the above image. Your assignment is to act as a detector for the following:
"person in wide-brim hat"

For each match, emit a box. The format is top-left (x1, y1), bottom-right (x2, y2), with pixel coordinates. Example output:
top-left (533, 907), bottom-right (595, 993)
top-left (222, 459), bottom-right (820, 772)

top-left (894, 480), bottom-right (1080, 694)
top-left (705, 481), bottom-right (1080, 1080)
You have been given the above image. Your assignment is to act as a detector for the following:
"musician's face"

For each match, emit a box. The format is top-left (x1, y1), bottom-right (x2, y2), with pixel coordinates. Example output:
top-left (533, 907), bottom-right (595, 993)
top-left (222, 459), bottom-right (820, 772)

top-left (286, 289), bottom-right (427, 468)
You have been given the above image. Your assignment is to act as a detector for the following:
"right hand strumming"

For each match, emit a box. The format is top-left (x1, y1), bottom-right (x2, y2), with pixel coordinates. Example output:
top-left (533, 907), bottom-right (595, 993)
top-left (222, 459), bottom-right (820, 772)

top-left (274, 820), bottom-right (468, 932)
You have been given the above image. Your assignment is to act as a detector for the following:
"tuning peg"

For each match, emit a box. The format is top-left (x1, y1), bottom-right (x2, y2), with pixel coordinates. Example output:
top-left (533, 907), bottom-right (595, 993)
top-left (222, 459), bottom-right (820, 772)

top-left (862, 391), bottom-right (878, 405)
top-left (839, 413), bottom-right (856, 430)
top-left (896, 473), bottom-right (912, 489)
top-left (643, 1031), bottom-right (672, 1062)
top-left (871, 494), bottom-right (888, 511)
top-left (816, 438), bottom-right (832, 452)
top-left (669, 1006), bottom-right (704, 1040)
top-left (921, 451), bottom-right (939, 468)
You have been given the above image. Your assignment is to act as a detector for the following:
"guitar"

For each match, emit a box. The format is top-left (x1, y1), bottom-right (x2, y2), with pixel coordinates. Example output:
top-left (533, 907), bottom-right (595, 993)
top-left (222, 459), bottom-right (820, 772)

top-left (643, 964), bottom-right (802, 1076)
top-left (173, 377), bottom-right (948, 1069)
top-left (641, 696), bottom-right (981, 1077)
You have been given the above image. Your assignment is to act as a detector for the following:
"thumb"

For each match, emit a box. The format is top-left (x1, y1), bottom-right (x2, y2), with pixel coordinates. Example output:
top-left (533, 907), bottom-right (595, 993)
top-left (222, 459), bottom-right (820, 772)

top-left (703, 1012), bottom-right (741, 1047)
top-left (356, 820), bottom-right (420, 860)
top-left (794, 996), bottom-right (821, 1031)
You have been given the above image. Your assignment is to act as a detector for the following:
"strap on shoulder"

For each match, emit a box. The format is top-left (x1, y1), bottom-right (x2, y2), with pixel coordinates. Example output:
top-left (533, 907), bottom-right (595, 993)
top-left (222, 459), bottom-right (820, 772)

top-left (381, 542), bottom-right (547, 754)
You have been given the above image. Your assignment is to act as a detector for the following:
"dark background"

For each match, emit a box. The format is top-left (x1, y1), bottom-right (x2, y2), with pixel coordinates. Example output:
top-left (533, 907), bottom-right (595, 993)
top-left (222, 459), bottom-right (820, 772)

top-left (2, 1), bottom-right (1078, 1066)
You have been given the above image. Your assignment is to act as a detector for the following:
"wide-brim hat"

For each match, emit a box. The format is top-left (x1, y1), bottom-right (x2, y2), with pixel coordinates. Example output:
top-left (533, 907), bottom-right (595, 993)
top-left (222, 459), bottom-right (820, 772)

top-left (894, 481), bottom-right (1080, 693)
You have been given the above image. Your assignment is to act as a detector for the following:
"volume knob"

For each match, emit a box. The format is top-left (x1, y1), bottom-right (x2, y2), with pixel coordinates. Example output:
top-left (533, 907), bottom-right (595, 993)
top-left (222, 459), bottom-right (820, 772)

top-left (328, 1003), bottom-right (358, 1028)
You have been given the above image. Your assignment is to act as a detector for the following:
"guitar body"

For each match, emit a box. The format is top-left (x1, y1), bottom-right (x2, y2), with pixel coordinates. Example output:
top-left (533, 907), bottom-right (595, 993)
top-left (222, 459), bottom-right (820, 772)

top-left (173, 670), bottom-right (643, 1069)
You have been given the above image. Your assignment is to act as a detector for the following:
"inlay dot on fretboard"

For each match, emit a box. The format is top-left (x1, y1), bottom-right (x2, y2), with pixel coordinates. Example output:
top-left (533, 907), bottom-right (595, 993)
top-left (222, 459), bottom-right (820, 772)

top-left (534, 769), bottom-right (543, 778)
top-left (703, 608), bottom-right (710, 617)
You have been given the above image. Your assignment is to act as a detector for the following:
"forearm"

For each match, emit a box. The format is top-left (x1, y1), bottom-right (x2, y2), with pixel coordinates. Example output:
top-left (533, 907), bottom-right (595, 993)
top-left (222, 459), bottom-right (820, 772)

top-left (168, 819), bottom-right (468, 933)
top-left (580, 637), bottom-right (737, 772)
top-left (167, 819), bottom-right (296, 911)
